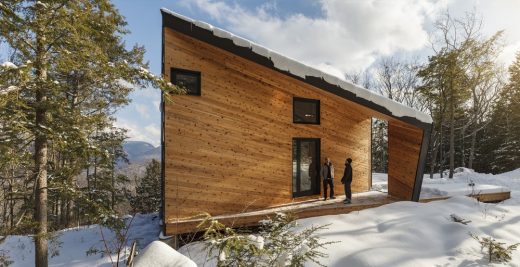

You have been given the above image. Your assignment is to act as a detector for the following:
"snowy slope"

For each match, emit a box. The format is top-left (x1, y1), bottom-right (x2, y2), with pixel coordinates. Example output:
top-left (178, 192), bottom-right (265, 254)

top-left (297, 196), bottom-right (520, 267)
top-left (0, 213), bottom-right (161, 267)
top-left (179, 195), bottom-right (520, 267)
top-left (180, 169), bottom-right (520, 266)
top-left (2, 169), bottom-right (519, 266)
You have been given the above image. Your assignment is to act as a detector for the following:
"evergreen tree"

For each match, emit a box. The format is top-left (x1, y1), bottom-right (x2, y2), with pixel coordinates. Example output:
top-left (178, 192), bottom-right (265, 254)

top-left (418, 12), bottom-right (503, 177)
top-left (0, 1), bottom-right (179, 266)
top-left (129, 159), bottom-right (161, 214)
top-left (480, 52), bottom-right (520, 173)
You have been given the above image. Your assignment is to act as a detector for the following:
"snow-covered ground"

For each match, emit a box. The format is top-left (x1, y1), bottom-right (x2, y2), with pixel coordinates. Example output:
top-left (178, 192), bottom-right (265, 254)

top-left (0, 213), bottom-right (161, 267)
top-left (180, 168), bottom-right (520, 266)
top-left (1, 168), bottom-right (519, 266)
top-left (295, 195), bottom-right (520, 266)
top-left (374, 167), bottom-right (520, 204)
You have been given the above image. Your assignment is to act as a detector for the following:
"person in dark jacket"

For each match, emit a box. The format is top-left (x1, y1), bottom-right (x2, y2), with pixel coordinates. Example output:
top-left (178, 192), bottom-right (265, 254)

top-left (341, 158), bottom-right (353, 204)
top-left (320, 158), bottom-right (335, 200)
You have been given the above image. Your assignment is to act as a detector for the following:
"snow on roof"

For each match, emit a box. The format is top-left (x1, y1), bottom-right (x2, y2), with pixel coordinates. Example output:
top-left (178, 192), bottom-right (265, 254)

top-left (161, 8), bottom-right (433, 124)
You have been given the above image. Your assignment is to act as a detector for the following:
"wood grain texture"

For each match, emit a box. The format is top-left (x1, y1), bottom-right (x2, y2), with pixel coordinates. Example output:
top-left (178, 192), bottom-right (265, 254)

top-left (163, 27), bottom-right (426, 234)
top-left (387, 120), bottom-right (423, 200)
top-left (420, 191), bottom-right (510, 203)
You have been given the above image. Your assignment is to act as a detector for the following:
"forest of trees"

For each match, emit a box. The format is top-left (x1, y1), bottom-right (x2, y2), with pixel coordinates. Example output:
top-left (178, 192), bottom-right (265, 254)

top-left (356, 13), bottom-right (520, 177)
top-left (0, 2), bottom-right (519, 267)
top-left (0, 1), bottom-right (179, 266)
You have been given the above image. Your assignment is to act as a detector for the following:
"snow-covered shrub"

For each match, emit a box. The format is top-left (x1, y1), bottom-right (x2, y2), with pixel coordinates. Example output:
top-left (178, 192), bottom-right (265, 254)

top-left (470, 233), bottom-right (519, 263)
top-left (200, 213), bottom-right (336, 267)
top-left (0, 247), bottom-right (13, 267)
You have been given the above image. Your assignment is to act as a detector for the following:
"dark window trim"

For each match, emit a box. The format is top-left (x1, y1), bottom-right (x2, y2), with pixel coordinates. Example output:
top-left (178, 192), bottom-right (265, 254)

top-left (293, 97), bottom-right (320, 125)
top-left (171, 68), bottom-right (201, 96)
top-left (292, 137), bottom-right (321, 198)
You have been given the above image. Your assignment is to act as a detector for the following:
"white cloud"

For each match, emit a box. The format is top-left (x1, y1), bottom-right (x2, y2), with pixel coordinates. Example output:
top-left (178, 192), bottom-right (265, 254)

top-left (134, 86), bottom-right (161, 99)
top-left (115, 119), bottom-right (160, 147)
top-left (185, 0), bottom-right (448, 75)
top-left (135, 103), bottom-right (150, 119)
top-left (153, 100), bottom-right (161, 112)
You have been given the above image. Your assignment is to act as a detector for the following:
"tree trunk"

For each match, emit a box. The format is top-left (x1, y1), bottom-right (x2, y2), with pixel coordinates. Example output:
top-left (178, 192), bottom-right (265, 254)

top-left (430, 131), bottom-right (439, 179)
top-left (439, 122), bottom-right (444, 178)
top-left (111, 165), bottom-right (115, 211)
top-left (34, 100), bottom-right (49, 267)
top-left (449, 93), bottom-right (455, 178)
top-left (460, 125), bottom-right (466, 167)
top-left (468, 130), bottom-right (477, 169)
top-left (35, 22), bottom-right (49, 267)
top-left (86, 165), bottom-right (90, 200)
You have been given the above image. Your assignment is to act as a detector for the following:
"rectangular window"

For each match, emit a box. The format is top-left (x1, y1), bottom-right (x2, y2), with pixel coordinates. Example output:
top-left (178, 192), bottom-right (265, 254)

top-left (171, 68), bottom-right (201, 96)
top-left (293, 97), bottom-right (320, 124)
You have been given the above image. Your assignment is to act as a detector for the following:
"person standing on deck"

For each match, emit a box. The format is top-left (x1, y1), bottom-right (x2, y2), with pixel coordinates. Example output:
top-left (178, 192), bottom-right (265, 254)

top-left (341, 158), bottom-right (353, 204)
top-left (320, 158), bottom-right (335, 200)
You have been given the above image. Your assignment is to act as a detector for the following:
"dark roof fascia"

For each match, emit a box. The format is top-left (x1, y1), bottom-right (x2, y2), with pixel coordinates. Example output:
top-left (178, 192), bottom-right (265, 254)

top-left (411, 123), bottom-right (432, 201)
top-left (161, 10), bottom-right (432, 130)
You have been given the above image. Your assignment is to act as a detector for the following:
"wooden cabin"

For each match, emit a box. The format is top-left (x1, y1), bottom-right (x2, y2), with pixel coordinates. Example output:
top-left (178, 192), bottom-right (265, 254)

top-left (160, 9), bottom-right (433, 235)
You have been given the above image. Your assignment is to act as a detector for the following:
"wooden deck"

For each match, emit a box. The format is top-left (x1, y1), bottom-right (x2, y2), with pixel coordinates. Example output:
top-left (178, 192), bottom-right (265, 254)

top-left (166, 190), bottom-right (511, 235)
top-left (166, 192), bottom-right (396, 234)
top-left (420, 191), bottom-right (511, 203)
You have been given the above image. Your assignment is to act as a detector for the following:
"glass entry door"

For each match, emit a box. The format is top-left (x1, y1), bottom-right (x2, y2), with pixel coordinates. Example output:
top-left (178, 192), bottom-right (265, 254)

top-left (292, 138), bottom-right (320, 197)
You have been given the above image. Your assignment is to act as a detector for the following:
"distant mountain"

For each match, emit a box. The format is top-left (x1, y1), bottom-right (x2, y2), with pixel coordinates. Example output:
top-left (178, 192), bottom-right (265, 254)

top-left (123, 141), bottom-right (160, 164)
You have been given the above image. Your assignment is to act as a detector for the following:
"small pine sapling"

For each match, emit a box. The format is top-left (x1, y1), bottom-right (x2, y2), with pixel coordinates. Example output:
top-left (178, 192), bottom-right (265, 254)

top-left (470, 233), bottom-right (519, 263)
top-left (199, 212), bottom-right (337, 267)
top-left (0, 248), bottom-right (13, 267)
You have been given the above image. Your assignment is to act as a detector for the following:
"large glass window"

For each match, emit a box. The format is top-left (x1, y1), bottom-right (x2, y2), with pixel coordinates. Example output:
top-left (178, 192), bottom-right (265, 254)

top-left (293, 97), bottom-right (320, 124)
top-left (292, 138), bottom-right (320, 197)
top-left (171, 68), bottom-right (201, 96)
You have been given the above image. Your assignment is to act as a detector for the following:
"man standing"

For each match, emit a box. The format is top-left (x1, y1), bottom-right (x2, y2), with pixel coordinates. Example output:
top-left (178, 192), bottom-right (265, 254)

top-left (320, 158), bottom-right (335, 200)
top-left (341, 158), bottom-right (353, 204)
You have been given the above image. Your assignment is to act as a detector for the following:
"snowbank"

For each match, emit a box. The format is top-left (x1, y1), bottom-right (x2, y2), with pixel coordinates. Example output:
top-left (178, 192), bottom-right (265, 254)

top-left (421, 183), bottom-right (509, 198)
top-left (180, 196), bottom-right (520, 266)
top-left (0, 213), bottom-right (161, 267)
top-left (2, 169), bottom-right (519, 266)
top-left (133, 241), bottom-right (196, 267)
top-left (179, 169), bottom-right (520, 266)
top-left (374, 169), bottom-right (517, 203)
top-left (422, 168), bottom-right (520, 205)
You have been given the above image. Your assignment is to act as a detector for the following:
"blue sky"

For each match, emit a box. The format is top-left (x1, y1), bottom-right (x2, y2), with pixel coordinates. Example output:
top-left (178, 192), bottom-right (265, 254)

top-left (113, 1), bottom-right (520, 146)
top-left (0, 1), bottom-right (517, 146)
top-left (112, 0), bottom-right (326, 146)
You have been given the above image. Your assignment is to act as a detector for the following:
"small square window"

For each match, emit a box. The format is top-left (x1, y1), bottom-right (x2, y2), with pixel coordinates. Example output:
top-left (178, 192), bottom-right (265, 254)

top-left (171, 68), bottom-right (201, 96)
top-left (293, 97), bottom-right (320, 124)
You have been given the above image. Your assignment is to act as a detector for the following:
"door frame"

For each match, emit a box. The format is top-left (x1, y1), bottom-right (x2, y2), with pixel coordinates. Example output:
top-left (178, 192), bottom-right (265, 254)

top-left (292, 138), bottom-right (321, 198)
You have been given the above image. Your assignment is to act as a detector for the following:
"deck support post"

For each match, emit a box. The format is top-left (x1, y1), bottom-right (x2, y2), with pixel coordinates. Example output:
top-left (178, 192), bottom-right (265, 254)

top-left (161, 234), bottom-right (180, 250)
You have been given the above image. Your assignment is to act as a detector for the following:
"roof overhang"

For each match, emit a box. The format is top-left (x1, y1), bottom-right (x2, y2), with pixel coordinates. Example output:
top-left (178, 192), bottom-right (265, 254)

top-left (161, 8), bottom-right (432, 130)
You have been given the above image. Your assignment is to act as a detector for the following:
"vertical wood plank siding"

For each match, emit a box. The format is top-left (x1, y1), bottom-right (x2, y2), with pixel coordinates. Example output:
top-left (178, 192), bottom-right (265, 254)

top-left (387, 120), bottom-right (423, 200)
